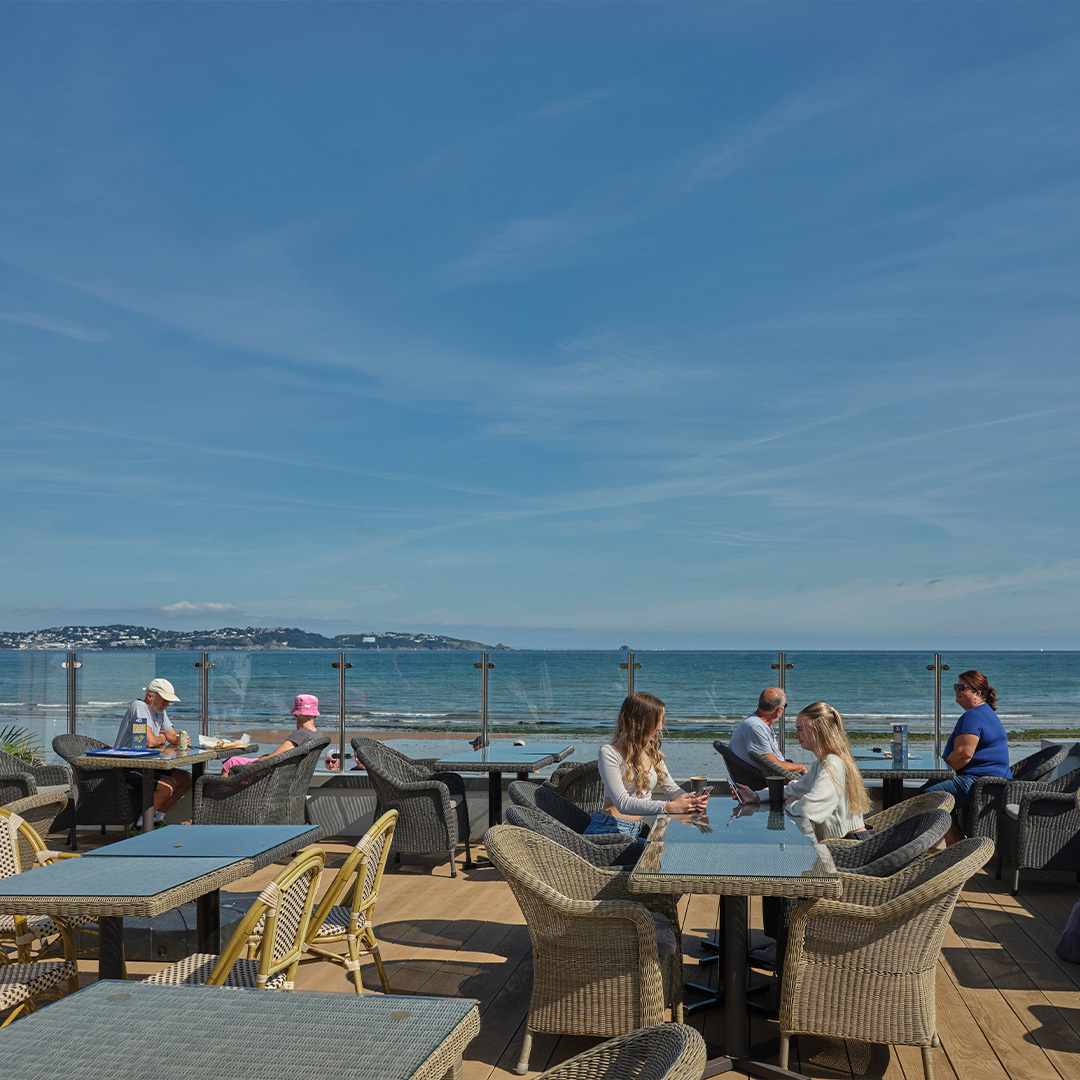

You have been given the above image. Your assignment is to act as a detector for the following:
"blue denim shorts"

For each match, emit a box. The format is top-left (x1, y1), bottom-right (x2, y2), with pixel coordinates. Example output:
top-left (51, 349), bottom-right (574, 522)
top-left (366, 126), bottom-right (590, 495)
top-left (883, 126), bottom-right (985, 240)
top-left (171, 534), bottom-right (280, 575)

top-left (583, 812), bottom-right (645, 839)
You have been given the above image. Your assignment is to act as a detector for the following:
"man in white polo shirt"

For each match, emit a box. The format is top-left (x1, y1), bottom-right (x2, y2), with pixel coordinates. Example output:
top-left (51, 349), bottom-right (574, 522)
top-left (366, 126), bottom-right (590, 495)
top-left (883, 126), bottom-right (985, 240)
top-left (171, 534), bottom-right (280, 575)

top-left (114, 678), bottom-right (192, 831)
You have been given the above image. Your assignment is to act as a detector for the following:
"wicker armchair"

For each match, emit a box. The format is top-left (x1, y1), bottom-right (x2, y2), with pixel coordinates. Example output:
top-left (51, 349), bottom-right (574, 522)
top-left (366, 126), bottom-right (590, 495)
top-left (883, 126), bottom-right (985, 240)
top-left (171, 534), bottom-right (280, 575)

top-left (865, 791), bottom-right (955, 833)
top-left (713, 740), bottom-right (767, 789)
top-left (958, 744), bottom-right (1069, 846)
top-left (505, 804), bottom-right (643, 868)
top-left (290, 810), bottom-right (397, 992)
top-left (0, 804), bottom-right (93, 967)
top-left (543, 759), bottom-right (605, 813)
top-left (780, 836), bottom-right (994, 1080)
top-left (823, 809), bottom-right (952, 876)
top-left (52, 734), bottom-right (138, 848)
top-left (485, 824), bottom-right (683, 1074)
top-left (998, 782), bottom-right (1080, 895)
top-left (351, 737), bottom-right (471, 877)
top-left (0, 750), bottom-right (70, 808)
top-left (534, 1024), bottom-right (706, 1080)
top-left (193, 736), bottom-right (329, 825)
top-left (146, 847), bottom-right (324, 989)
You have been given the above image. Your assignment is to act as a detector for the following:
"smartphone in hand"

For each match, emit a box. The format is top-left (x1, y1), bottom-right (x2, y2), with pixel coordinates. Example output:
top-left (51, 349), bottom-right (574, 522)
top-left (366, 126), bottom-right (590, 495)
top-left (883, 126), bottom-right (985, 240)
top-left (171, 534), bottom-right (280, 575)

top-left (728, 779), bottom-right (745, 803)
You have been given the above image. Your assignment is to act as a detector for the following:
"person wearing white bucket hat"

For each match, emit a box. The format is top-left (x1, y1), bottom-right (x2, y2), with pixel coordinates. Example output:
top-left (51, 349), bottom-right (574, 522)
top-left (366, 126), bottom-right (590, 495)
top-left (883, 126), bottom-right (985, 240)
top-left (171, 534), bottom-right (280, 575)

top-left (114, 678), bottom-right (191, 831)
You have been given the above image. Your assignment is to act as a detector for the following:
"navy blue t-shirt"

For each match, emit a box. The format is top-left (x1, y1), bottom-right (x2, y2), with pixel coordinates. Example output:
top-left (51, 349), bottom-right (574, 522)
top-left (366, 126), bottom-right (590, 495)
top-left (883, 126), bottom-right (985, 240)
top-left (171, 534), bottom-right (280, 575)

top-left (943, 703), bottom-right (1010, 778)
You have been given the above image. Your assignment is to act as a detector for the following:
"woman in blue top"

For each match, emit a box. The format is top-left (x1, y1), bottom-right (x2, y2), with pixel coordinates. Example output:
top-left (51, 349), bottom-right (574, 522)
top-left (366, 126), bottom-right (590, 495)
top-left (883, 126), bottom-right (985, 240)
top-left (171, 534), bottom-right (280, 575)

top-left (922, 670), bottom-right (1009, 845)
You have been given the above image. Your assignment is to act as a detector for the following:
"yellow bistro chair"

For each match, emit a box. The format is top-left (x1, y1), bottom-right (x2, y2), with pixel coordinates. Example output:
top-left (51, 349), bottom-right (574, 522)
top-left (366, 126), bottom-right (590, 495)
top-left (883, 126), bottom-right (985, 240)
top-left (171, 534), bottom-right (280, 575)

top-left (145, 847), bottom-right (325, 989)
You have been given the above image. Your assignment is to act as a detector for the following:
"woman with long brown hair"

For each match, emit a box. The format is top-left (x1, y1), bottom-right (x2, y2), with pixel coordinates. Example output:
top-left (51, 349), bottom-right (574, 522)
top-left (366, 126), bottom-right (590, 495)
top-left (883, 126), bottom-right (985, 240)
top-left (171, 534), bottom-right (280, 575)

top-left (588, 691), bottom-right (705, 837)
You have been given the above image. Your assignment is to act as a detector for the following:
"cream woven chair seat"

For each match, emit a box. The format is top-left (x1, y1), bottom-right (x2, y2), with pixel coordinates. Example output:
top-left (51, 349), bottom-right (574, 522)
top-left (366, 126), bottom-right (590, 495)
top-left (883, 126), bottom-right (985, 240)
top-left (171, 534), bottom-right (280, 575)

top-left (0, 958), bottom-right (79, 1024)
top-left (144, 953), bottom-right (288, 989)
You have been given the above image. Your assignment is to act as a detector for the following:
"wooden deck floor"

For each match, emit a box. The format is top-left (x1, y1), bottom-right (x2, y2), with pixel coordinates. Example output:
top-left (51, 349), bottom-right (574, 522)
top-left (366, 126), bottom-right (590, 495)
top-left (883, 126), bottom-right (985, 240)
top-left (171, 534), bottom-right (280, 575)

top-left (58, 831), bottom-right (1080, 1080)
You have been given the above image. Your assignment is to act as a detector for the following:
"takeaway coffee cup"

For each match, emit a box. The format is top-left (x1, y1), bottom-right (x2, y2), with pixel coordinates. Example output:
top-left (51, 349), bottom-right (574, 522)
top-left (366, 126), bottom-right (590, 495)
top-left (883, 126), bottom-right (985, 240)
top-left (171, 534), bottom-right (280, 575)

top-left (767, 777), bottom-right (787, 808)
top-left (689, 776), bottom-right (708, 795)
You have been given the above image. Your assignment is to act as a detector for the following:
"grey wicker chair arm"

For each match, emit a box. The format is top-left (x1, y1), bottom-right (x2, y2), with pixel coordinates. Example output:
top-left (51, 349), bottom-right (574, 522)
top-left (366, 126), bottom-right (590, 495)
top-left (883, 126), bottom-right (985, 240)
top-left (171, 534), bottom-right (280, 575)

top-left (0, 749), bottom-right (71, 790)
top-left (1014, 788), bottom-right (1077, 814)
top-left (0, 772), bottom-right (36, 804)
top-left (533, 1024), bottom-right (706, 1080)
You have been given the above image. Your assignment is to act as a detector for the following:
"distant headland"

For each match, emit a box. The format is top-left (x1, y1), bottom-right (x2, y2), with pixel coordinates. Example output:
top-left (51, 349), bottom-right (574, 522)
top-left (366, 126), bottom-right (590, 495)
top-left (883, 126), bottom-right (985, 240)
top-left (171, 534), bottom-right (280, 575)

top-left (0, 625), bottom-right (511, 652)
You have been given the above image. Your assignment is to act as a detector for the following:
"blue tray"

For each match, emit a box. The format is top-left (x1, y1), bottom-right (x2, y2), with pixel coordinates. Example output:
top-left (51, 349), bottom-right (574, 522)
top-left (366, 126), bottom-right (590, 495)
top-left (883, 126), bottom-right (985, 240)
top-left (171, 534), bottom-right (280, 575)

top-left (85, 748), bottom-right (162, 758)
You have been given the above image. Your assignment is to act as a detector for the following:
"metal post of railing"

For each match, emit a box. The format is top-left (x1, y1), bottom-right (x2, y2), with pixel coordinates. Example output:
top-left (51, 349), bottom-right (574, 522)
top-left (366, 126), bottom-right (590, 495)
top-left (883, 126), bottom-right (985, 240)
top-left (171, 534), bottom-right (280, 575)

top-left (619, 651), bottom-right (641, 695)
top-left (926, 654), bottom-right (950, 757)
top-left (771, 652), bottom-right (793, 755)
top-left (332, 652), bottom-right (352, 766)
top-left (474, 652), bottom-right (494, 757)
top-left (194, 653), bottom-right (214, 737)
top-left (62, 651), bottom-right (81, 735)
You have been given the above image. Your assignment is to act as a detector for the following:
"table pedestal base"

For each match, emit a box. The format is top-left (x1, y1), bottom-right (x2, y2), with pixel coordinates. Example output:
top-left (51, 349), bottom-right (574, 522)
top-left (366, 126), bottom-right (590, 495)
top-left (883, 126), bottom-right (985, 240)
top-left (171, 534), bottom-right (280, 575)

top-left (695, 895), bottom-right (816, 1080)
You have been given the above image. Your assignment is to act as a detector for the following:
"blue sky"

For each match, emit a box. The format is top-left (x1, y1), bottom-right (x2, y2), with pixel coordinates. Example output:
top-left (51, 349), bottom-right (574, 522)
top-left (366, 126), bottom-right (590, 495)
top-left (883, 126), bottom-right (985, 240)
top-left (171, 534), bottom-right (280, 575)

top-left (1, 3), bottom-right (1078, 650)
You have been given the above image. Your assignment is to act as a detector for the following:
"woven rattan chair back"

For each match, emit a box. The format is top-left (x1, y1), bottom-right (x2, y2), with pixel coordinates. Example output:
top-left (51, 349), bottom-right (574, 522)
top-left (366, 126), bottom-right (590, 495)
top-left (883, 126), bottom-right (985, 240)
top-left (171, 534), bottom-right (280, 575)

top-left (486, 824), bottom-right (681, 1074)
top-left (533, 1024), bottom-right (707, 1080)
top-left (52, 734), bottom-right (137, 847)
top-left (826, 808), bottom-right (951, 876)
top-left (864, 790), bottom-right (955, 832)
top-left (1011, 744), bottom-right (1067, 782)
top-left (193, 736), bottom-right (330, 825)
top-left (0, 792), bottom-right (69, 873)
top-left (507, 780), bottom-right (542, 809)
top-left (302, 810), bottom-right (398, 992)
top-left (147, 847), bottom-right (325, 989)
top-left (534, 785), bottom-right (595, 832)
top-left (713, 740), bottom-right (768, 789)
top-left (351, 738), bottom-right (470, 877)
top-left (542, 759), bottom-right (605, 813)
top-left (781, 836), bottom-right (994, 1080)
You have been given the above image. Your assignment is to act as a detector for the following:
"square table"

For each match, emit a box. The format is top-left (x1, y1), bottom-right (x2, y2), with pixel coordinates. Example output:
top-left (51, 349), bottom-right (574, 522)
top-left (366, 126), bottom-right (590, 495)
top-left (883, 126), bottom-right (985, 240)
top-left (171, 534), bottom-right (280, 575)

top-left (75, 746), bottom-right (224, 826)
top-left (630, 805), bottom-right (840, 1080)
top-left (849, 748), bottom-right (954, 808)
top-left (0, 824), bottom-right (323, 980)
top-left (434, 742), bottom-right (574, 828)
top-left (0, 980), bottom-right (482, 1080)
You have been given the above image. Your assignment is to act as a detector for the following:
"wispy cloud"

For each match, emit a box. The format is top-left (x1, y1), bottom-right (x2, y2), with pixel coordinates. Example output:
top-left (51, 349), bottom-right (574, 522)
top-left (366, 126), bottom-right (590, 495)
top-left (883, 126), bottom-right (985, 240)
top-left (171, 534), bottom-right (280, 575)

top-left (159, 601), bottom-right (241, 616)
top-left (0, 309), bottom-right (108, 342)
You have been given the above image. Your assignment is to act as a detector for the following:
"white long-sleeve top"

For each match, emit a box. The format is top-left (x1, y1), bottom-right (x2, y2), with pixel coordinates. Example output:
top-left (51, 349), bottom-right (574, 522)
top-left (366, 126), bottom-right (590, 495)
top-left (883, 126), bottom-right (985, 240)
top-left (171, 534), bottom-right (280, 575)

top-left (598, 743), bottom-right (686, 816)
top-left (769, 754), bottom-right (865, 840)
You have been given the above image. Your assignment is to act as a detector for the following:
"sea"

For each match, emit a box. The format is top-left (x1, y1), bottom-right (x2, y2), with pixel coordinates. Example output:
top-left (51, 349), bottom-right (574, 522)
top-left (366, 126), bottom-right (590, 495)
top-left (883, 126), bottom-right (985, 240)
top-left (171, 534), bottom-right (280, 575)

top-left (2, 649), bottom-right (1077, 777)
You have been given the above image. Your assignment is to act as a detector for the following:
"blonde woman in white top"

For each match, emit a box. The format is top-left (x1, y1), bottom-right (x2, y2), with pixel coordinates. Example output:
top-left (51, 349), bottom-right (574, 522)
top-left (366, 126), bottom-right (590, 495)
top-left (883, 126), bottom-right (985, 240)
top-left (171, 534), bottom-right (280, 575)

top-left (733, 701), bottom-right (871, 840)
top-left (589, 692), bottom-right (707, 837)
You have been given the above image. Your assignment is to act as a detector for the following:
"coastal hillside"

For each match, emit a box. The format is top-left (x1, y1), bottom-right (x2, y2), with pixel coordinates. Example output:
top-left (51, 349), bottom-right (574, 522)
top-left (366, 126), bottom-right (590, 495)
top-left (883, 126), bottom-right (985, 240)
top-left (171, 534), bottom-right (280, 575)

top-left (0, 625), bottom-right (510, 651)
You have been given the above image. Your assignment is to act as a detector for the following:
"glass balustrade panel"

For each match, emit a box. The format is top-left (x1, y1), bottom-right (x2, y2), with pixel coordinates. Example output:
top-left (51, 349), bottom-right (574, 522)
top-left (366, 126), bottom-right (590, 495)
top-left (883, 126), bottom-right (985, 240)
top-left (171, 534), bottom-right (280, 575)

top-left (0, 650), bottom-right (68, 765)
